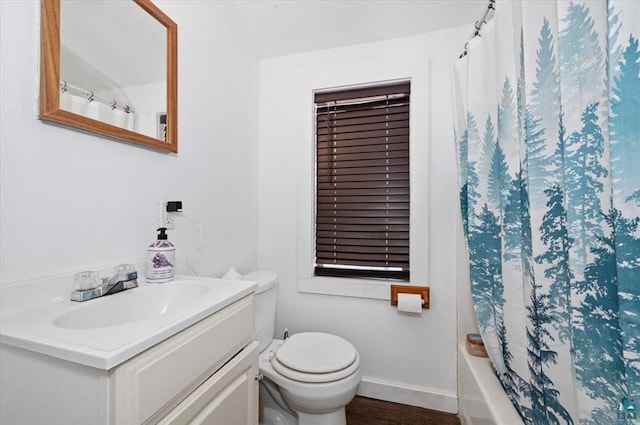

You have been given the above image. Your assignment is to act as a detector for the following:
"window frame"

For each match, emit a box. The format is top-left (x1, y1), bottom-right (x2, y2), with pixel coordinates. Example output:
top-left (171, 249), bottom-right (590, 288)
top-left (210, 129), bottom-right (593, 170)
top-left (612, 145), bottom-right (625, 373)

top-left (295, 69), bottom-right (429, 300)
top-left (313, 83), bottom-right (411, 281)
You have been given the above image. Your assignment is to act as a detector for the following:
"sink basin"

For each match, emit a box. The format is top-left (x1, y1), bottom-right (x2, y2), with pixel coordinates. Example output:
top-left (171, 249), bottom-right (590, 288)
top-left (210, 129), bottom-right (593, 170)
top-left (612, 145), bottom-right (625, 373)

top-left (54, 282), bottom-right (209, 329)
top-left (1, 274), bottom-right (258, 369)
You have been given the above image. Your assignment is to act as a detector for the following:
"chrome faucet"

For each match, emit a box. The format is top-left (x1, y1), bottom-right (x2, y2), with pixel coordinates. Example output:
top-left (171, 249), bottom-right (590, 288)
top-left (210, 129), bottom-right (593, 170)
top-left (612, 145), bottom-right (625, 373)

top-left (71, 265), bottom-right (139, 302)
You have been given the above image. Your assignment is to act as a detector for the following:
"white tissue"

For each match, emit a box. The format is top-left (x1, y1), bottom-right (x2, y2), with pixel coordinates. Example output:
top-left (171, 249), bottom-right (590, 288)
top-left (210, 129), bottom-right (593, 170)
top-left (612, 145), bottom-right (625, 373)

top-left (397, 293), bottom-right (423, 314)
top-left (222, 266), bottom-right (243, 280)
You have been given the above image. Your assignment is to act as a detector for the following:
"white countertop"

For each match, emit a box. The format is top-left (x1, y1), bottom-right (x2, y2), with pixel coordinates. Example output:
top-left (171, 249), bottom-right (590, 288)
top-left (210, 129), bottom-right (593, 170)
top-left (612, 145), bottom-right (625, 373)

top-left (0, 275), bottom-right (257, 369)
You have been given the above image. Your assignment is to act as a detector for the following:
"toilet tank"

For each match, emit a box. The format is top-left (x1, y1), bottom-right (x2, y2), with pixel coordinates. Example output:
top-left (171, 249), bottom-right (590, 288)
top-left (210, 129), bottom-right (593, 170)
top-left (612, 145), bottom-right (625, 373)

top-left (243, 271), bottom-right (277, 352)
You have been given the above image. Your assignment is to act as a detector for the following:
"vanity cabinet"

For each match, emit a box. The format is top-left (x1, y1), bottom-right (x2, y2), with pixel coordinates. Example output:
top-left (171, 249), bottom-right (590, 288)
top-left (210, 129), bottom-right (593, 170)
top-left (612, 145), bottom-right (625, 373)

top-left (0, 293), bottom-right (258, 425)
top-left (111, 294), bottom-right (258, 425)
top-left (157, 342), bottom-right (258, 425)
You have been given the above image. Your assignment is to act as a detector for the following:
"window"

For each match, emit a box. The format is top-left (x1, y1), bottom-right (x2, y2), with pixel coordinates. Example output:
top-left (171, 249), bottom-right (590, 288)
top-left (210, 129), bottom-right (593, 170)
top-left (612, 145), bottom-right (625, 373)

top-left (314, 82), bottom-right (410, 280)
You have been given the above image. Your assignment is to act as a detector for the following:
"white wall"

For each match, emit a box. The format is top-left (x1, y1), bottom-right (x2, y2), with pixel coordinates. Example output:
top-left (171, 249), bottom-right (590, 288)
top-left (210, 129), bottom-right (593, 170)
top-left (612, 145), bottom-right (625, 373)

top-left (0, 1), bottom-right (259, 284)
top-left (1, 0), bottom-right (477, 413)
top-left (257, 26), bottom-right (469, 412)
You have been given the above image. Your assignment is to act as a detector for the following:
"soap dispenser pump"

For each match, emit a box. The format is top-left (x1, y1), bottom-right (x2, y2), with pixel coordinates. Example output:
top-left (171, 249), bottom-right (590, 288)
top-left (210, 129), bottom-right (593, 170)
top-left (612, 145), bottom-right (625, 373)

top-left (146, 227), bottom-right (175, 283)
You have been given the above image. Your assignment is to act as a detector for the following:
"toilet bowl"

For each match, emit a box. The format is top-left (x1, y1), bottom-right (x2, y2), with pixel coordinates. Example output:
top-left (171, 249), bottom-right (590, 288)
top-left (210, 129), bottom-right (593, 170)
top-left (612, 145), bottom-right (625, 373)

top-left (243, 271), bottom-right (361, 425)
top-left (260, 335), bottom-right (361, 424)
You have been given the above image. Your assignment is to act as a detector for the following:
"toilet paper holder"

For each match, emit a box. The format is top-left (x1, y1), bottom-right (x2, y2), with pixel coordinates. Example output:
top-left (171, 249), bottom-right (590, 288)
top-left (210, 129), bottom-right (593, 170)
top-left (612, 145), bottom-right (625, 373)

top-left (390, 284), bottom-right (430, 309)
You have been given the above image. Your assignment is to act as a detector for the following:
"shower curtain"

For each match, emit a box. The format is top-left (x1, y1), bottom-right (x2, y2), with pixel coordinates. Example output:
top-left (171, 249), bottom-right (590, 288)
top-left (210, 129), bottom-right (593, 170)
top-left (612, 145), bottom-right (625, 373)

top-left (452, 1), bottom-right (639, 423)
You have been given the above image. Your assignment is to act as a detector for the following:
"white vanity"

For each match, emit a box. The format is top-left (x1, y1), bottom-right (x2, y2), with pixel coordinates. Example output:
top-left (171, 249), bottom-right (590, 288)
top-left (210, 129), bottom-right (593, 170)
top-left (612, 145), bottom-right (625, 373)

top-left (0, 274), bottom-right (259, 425)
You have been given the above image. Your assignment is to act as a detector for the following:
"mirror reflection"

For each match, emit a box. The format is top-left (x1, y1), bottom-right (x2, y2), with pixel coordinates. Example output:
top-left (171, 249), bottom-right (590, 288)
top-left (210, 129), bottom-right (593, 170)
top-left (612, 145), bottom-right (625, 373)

top-left (39, 0), bottom-right (177, 152)
top-left (59, 0), bottom-right (167, 140)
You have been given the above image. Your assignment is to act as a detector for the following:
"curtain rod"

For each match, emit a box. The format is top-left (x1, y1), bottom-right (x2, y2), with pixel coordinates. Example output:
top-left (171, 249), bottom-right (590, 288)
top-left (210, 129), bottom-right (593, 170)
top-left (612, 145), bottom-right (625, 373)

top-left (459, 0), bottom-right (496, 59)
top-left (59, 81), bottom-right (136, 114)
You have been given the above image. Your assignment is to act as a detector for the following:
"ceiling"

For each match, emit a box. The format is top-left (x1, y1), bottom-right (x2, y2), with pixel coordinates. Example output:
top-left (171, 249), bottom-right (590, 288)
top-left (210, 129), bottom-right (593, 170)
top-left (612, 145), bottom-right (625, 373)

top-left (231, 0), bottom-right (487, 59)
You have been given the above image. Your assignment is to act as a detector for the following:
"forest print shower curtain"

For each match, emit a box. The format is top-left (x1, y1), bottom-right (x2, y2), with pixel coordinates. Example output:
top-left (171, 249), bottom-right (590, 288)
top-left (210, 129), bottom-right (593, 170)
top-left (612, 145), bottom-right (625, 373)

top-left (453, 1), bottom-right (639, 423)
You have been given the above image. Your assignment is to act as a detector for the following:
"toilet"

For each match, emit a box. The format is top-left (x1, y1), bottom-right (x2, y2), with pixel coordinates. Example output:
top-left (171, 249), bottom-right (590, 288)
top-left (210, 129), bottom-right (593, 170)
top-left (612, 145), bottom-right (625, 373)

top-left (244, 271), bottom-right (361, 425)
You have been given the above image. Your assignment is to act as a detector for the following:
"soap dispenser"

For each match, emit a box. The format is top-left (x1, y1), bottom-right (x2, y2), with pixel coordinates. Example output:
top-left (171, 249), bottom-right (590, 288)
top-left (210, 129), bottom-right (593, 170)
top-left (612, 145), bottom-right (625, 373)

top-left (146, 227), bottom-right (175, 283)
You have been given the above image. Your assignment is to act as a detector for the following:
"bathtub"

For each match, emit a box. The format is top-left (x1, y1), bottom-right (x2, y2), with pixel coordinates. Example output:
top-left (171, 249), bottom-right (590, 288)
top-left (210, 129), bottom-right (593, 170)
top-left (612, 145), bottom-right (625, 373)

top-left (458, 344), bottom-right (524, 425)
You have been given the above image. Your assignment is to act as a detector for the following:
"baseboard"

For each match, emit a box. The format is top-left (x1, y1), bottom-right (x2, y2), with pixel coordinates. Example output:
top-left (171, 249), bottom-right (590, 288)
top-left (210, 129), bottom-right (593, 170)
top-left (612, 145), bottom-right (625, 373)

top-left (356, 377), bottom-right (458, 414)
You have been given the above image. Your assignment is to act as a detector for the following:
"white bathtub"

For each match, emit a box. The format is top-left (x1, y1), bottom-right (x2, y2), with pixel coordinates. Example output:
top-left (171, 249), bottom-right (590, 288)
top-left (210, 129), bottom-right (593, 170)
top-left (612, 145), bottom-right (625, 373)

top-left (458, 344), bottom-right (524, 425)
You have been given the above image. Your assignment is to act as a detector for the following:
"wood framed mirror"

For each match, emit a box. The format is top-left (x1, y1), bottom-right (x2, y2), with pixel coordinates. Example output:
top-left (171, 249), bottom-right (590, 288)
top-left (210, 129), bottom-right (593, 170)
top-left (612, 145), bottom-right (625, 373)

top-left (39, 0), bottom-right (178, 153)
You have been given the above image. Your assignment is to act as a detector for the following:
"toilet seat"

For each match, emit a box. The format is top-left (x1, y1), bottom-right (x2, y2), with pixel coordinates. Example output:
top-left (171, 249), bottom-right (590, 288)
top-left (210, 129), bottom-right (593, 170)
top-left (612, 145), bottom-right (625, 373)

top-left (271, 332), bottom-right (360, 383)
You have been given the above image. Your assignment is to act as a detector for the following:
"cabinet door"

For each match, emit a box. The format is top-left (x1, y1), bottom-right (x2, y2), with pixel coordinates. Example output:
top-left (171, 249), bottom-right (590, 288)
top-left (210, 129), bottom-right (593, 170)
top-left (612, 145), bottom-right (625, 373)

top-left (157, 341), bottom-right (259, 425)
top-left (112, 296), bottom-right (254, 425)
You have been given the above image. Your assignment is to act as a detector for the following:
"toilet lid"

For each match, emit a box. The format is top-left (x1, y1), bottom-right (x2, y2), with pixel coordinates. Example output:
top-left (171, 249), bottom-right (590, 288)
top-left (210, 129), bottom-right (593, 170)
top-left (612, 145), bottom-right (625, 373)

top-left (276, 332), bottom-right (357, 373)
top-left (271, 351), bottom-right (360, 383)
top-left (271, 332), bottom-right (360, 383)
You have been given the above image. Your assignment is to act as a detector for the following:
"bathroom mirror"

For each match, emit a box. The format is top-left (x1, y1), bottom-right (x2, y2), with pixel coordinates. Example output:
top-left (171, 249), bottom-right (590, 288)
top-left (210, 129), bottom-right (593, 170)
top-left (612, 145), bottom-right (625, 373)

top-left (39, 0), bottom-right (178, 152)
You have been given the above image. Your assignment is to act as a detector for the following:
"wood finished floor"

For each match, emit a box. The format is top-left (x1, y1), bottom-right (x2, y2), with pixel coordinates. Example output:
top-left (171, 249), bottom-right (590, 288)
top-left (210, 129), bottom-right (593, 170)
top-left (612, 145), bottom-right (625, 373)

top-left (346, 396), bottom-right (461, 425)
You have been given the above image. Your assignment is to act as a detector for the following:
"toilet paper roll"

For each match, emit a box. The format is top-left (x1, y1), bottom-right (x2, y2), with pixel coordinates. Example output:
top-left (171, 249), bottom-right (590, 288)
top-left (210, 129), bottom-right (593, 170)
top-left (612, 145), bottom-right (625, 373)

top-left (397, 293), bottom-right (423, 314)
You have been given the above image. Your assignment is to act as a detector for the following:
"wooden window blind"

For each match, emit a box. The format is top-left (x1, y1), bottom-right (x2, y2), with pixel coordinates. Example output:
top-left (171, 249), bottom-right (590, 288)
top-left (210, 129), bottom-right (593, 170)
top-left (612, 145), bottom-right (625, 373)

top-left (314, 82), bottom-right (410, 280)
